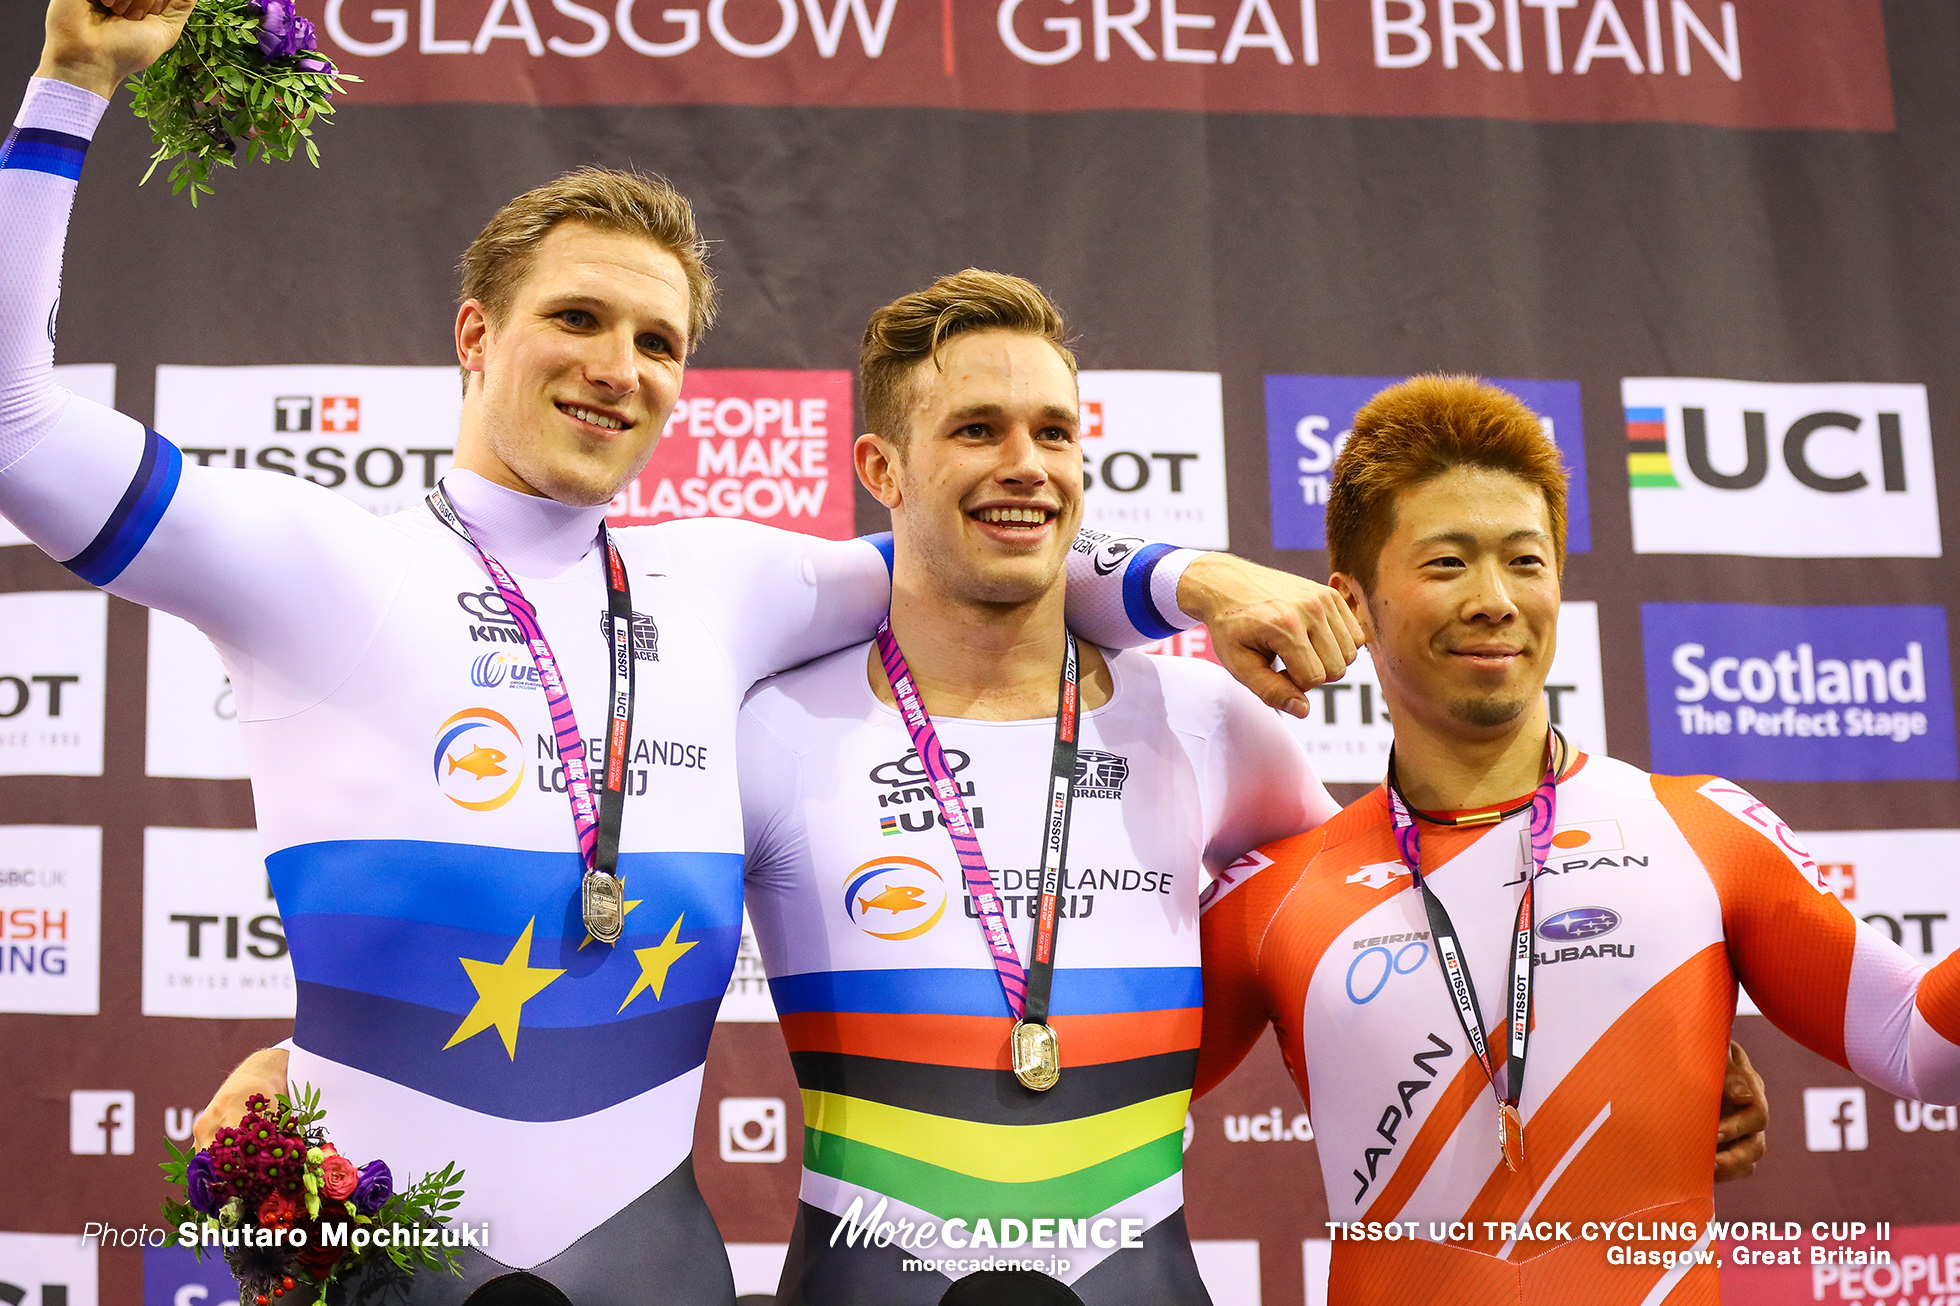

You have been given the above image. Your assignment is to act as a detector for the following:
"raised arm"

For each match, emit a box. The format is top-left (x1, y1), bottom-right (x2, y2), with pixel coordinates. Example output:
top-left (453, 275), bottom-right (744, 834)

top-left (3, 4), bottom-right (402, 716)
top-left (1659, 776), bottom-right (1960, 1106)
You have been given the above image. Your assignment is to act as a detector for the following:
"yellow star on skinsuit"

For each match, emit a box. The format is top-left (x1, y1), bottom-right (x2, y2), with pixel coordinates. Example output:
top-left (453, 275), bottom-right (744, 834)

top-left (617, 914), bottom-right (698, 1013)
top-left (578, 896), bottom-right (643, 950)
top-left (443, 918), bottom-right (566, 1059)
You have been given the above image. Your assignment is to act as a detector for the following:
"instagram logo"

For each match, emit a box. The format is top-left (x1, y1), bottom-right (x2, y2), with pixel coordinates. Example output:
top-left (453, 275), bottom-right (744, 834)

top-left (719, 1097), bottom-right (787, 1164)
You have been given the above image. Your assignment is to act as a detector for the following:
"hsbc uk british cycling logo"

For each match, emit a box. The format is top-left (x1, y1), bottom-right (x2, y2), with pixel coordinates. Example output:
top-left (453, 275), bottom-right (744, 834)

top-left (1538, 907), bottom-right (1621, 942)
top-left (1074, 751), bottom-right (1130, 800)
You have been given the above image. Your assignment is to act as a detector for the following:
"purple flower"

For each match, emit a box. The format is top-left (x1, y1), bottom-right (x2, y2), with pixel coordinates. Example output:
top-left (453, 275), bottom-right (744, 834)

top-left (252, 0), bottom-right (313, 60)
top-left (186, 1151), bottom-right (220, 1215)
top-left (352, 1160), bottom-right (393, 1216)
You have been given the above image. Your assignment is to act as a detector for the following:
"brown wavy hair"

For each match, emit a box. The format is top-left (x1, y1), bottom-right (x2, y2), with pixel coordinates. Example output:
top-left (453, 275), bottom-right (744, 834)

top-left (860, 269), bottom-right (1076, 447)
top-left (458, 166), bottom-right (717, 354)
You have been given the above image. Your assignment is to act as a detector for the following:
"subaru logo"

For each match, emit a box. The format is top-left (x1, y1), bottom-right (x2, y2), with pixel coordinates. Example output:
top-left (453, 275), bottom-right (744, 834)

top-left (1538, 907), bottom-right (1620, 942)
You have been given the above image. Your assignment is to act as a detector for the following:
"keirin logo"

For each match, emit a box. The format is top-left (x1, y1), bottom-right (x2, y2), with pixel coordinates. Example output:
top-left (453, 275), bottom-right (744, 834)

top-left (432, 708), bottom-right (525, 810)
top-left (843, 856), bottom-right (948, 941)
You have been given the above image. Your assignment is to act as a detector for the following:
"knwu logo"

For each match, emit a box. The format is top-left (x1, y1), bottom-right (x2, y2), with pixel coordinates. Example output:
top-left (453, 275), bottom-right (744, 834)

top-left (1623, 379), bottom-right (1940, 557)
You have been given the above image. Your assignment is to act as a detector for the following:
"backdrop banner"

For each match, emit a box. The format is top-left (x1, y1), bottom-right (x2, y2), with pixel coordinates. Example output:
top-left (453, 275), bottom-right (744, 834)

top-left (2, 3), bottom-right (1955, 1304)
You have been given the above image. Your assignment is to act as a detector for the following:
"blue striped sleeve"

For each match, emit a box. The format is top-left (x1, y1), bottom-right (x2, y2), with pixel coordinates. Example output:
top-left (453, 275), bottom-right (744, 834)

top-left (62, 427), bottom-right (183, 587)
top-left (1120, 542), bottom-right (1181, 640)
top-left (0, 126), bottom-right (89, 180)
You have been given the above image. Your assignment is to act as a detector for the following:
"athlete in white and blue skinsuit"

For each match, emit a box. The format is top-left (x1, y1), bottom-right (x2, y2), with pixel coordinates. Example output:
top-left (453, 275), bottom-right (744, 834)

top-left (5, 3), bottom-right (1367, 1300)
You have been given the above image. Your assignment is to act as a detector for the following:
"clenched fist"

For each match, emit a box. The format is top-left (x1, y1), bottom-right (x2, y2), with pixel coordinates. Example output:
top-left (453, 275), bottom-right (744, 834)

top-left (38, 0), bottom-right (197, 99)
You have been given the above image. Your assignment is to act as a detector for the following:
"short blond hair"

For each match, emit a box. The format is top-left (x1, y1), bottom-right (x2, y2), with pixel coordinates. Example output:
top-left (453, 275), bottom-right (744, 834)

top-left (860, 269), bottom-right (1076, 445)
top-left (1328, 374), bottom-right (1569, 592)
top-left (459, 166), bottom-right (717, 353)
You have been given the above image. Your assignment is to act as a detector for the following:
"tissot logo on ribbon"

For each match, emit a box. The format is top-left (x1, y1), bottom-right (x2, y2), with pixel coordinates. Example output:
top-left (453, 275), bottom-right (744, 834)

top-left (1643, 603), bottom-right (1958, 781)
top-left (843, 855), bottom-right (948, 940)
top-left (154, 365), bottom-right (460, 518)
top-left (1264, 376), bottom-right (1590, 553)
top-left (1077, 372), bottom-right (1229, 549)
top-left (610, 369), bottom-right (853, 538)
top-left (313, 0), bottom-right (1891, 132)
top-left (1623, 379), bottom-right (1940, 558)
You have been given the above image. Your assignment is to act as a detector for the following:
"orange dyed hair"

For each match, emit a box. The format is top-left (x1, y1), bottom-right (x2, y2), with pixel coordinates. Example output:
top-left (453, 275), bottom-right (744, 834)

top-left (1326, 374), bottom-right (1568, 591)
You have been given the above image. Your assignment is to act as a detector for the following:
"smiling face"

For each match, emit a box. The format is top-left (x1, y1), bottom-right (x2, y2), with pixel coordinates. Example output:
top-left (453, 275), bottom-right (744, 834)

top-left (859, 328), bottom-right (1083, 607)
top-left (456, 221), bottom-right (691, 506)
top-left (1340, 464), bottom-right (1562, 741)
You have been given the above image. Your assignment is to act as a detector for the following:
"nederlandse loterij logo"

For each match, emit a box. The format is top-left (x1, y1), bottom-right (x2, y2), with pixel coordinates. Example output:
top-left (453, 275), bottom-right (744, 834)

top-left (1642, 603), bottom-right (1959, 782)
top-left (432, 707), bottom-right (526, 810)
top-left (1264, 376), bottom-right (1590, 553)
top-left (1621, 378), bottom-right (1941, 557)
top-left (843, 856), bottom-right (948, 941)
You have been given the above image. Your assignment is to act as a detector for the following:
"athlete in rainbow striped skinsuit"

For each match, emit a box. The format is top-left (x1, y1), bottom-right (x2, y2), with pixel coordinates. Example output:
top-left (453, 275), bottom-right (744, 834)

top-left (7, 4), bottom-right (1370, 1298)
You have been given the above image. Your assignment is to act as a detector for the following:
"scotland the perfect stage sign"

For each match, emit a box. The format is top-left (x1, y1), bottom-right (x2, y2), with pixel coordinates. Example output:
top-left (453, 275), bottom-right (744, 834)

top-left (1642, 603), bottom-right (1959, 782)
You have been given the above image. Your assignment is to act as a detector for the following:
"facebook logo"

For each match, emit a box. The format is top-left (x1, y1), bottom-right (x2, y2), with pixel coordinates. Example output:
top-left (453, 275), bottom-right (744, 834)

top-left (1802, 1086), bottom-right (1869, 1152)
top-left (68, 1090), bottom-right (134, 1155)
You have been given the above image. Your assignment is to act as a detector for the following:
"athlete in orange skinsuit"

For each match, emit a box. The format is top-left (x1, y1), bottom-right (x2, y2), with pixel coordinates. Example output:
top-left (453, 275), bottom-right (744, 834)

top-left (1196, 376), bottom-right (1960, 1306)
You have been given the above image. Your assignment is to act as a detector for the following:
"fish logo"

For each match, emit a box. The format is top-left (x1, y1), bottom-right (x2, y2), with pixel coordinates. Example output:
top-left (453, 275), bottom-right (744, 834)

top-left (859, 884), bottom-right (926, 915)
top-left (843, 856), bottom-right (948, 941)
top-left (433, 707), bottom-right (525, 811)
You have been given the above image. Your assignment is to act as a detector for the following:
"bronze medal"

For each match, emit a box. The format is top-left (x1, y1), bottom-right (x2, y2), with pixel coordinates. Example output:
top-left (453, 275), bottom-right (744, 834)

top-left (582, 870), bottom-right (625, 946)
top-left (1011, 1020), bottom-right (1061, 1091)
top-left (1499, 1102), bottom-right (1525, 1171)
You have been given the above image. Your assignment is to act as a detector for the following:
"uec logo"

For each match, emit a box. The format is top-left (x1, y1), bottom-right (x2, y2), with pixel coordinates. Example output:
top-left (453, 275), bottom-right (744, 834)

top-left (843, 856), bottom-right (948, 941)
top-left (1347, 941), bottom-right (1429, 1005)
top-left (1538, 907), bottom-right (1621, 942)
top-left (433, 707), bottom-right (525, 811)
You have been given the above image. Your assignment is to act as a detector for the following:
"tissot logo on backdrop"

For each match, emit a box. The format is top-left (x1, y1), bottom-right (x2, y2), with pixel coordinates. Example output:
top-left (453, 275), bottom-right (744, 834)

top-left (0, 825), bottom-right (102, 1016)
top-left (609, 369), bottom-right (853, 538)
top-left (0, 1231), bottom-right (99, 1306)
top-left (1199, 600), bottom-right (1605, 784)
top-left (310, 0), bottom-right (1891, 129)
top-left (1729, 828), bottom-right (1960, 1019)
top-left (142, 828), bottom-right (296, 1020)
top-left (0, 364), bottom-right (113, 549)
top-left (1076, 372), bottom-right (1229, 549)
top-left (154, 365), bottom-right (461, 518)
top-left (1642, 603), bottom-right (1959, 781)
top-left (1623, 379), bottom-right (1941, 558)
top-left (0, 591), bottom-right (107, 778)
top-left (1263, 375), bottom-right (1591, 553)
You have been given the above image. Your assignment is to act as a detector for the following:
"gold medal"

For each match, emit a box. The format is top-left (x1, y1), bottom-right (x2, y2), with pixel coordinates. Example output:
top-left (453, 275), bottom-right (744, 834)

top-left (1011, 1020), bottom-right (1061, 1091)
top-left (1499, 1102), bottom-right (1525, 1171)
top-left (582, 871), bottom-right (625, 946)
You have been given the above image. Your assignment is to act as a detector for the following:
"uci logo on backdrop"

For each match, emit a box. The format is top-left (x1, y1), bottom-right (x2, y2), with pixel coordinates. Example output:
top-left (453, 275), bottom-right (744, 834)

top-left (1622, 378), bottom-right (1941, 557)
top-left (1642, 603), bottom-right (1959, 782)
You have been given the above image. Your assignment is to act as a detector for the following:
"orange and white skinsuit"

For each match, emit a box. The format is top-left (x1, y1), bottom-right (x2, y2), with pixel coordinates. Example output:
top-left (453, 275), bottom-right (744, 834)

top-left (1196, 750), bottom-right (1960, 1306)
